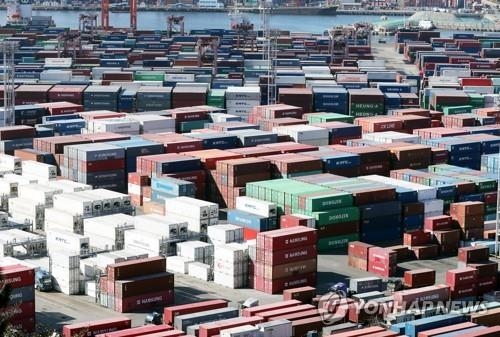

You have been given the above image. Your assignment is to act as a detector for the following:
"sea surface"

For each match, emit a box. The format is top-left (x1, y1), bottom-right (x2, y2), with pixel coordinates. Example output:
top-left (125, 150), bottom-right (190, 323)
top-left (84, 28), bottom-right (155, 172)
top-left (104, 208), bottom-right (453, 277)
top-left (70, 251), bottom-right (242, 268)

top-left (0, 9), bottom-right (494, 36)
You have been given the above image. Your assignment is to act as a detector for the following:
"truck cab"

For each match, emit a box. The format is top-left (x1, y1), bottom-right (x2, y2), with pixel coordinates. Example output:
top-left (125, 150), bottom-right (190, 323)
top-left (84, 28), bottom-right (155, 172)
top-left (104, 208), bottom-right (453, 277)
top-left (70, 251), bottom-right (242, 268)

top-left (35, 269), bottom-right (53, 292)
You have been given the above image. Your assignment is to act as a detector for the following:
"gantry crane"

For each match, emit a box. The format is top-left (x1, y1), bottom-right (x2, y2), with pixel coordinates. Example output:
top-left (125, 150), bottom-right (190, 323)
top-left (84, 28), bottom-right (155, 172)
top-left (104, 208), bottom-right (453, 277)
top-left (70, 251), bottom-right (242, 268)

top-left (0, 42), bottom-right (17, 127)
top-left (260, 0), bottom-right (276, 105)
top-left (57, 30), bottom-right (82, 59)
top-left (197, 36), bottom-right (219, 75)
top-left (167, 15), bottom-right (185, 38)
top-left (101, 0), bottom-right (137, 31)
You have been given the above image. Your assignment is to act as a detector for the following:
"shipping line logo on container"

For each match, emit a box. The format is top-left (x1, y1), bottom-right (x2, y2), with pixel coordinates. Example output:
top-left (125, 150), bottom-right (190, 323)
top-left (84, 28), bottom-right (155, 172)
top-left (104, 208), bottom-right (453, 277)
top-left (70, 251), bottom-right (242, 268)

top-left (317, 292), bottom-right (489, 326)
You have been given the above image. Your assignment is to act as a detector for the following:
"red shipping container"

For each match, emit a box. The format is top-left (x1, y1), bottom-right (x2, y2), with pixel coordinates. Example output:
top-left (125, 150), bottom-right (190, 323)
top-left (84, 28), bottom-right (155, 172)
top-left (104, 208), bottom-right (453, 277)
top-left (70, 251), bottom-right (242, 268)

top-left (115, 289), bottom-right (174, 313)
top-left (0, 265), bottom-right (35, 289)
top-left (458, 246), bottom-right (490, 263)
top-left (256, 304), bottom-right (315, 321)
top-left (446, 267), bottom-right (478, 288)
top-left (393, 284), bottom-right (450, 310)
top-left (9, 317), bottom-right (35, 333)
top-left (330, 327), bottom-right (386, 337)
top-left (283, 286), bottom-right (316, 303)
top-left (128, 330), bottom-right (184, 337)
top-left (114, 272), bottom-right (174, 298)
top-left (242, 300), bottom-right (301, 317)
top-left (466, 261), bottom-right (498, 278)
top-left (107, 256), bottom-right (166, 282)
top-left (450, 282), bottom-right (477, 299)
top-left (348, 241), bottom-right (374, 259)
top-left (280, 214), bottom-right (314, 228)
top-left (410, 245), bottom-right (439, 260)
top-left (368, 261), bottom-right (395, 278)
top-left (477, 276), bottom-right (497, 295)
top-left (268, 309), bottom-right (327, 322)
top-left (1, 301), bottom-right (35, 321)
top-left (462, 326), bottom-right (500, 336)
top-left (63, 317), bottom-right (132, 337)
top-left (128, 172), bottom-right (150, 186)
top-left (95, 324), bottom-right (173, 337)
top-left (163, 300), bottom-right (227, 325)
top-left (259, 227), bottom-right (317, 251)
top-left (199, 316), bottom-right (263, 337)
top-left (244, 227), bottom-right (259, 241)
top-left (348, 256), bottom-right (368, 271)
top-left (404, 269), bottom-right (436, 288)
top-left (369, 247), bottom-right (397, 265)
top-left (403, 230), bottom-right (431, 247)
top-left (253, 272), bottom-right (317, 294)
top-left (417, 322), bottom-right (479, 337)
top-left (291, 316), bottom-right (324, 337)
top-left (256, 244), bottom-right (317, 265)
top-left (424, 215), bottom-right (452, 231)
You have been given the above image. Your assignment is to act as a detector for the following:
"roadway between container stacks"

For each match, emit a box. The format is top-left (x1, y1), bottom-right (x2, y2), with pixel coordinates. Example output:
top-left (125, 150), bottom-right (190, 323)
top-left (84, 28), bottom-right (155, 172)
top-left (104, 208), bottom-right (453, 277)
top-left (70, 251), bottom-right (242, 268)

top-left (372, 39), bottom-right (419, 76)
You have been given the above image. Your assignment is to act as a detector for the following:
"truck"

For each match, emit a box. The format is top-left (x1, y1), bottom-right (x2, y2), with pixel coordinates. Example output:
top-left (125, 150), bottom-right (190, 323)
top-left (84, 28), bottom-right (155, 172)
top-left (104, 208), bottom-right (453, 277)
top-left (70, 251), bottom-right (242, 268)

top-left (35, 269), bottom-right (53, 292)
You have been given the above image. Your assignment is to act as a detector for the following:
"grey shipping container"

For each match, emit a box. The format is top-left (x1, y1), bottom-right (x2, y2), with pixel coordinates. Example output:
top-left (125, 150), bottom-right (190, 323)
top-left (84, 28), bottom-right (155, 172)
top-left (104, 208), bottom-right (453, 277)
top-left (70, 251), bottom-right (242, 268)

top-left (174, 307), bottom-right (239, 331)
top-left (8, 286), bottom-right (35, 304)
top-left (349, 277), bottom-right (384, 293)
top-left (352, 291), bottom-right (385, 302)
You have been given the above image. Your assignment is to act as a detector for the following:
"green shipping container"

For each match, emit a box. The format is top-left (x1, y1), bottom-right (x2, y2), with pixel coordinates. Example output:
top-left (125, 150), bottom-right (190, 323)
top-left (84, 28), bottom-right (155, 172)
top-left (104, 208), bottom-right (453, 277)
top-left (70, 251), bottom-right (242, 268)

top-left (178, 119), bottom-right (210, 133)
top-left (442, 105), bottom-right (473, 115)
top-left (134, 71), bottom-right (165, 81)
top-left (317, 233), bottom-right (360, 252)
top-left (349, 111), bottom-right (379, 118)
top-left (306, 113), bottom-right (354, 124)
top-left (291, 191), bottom-right (353, 212)
top-left (297, 207), bottom-right (360, 226)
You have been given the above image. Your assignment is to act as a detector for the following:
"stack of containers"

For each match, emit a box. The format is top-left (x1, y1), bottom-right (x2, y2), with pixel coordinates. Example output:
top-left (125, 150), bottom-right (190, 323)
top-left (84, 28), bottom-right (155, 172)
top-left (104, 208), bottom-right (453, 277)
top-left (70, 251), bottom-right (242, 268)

top-left (312, 87), bottom-right (348, 114)
top-left (312, 122), bottom-right (361, 145)
top-left (446, 267), bottom-right (478, 300)
top-left (367, 247), bottom-right (397, 278)
top-left (403, 229), bottom-right (439, 260)
top-left (213, 242), bottom-right (249, 288)
top-left (108, 138), bottom-right (164, 175)
top-left (83, 86), bottom-right (121, 111)
top-left (278, 88), bottom-right (313, 114)
top-left (21, 160), bottom-right (57, 182)
top-left (127, 172), bottom-right (150, 206)
top-left (457, 246), bottom-right (497, 297)
top-left (101, 256), bottom-right (174, 313)
top-left (62, 143), bottom-right (126, 192)
top-left (424, 215), bottom-right (460, 256)
top-left (261, 153), bottom-right (323, 178)
top-left (253, 227), bottom-right (317, 294)
top-left (348, 89), bottom-right (385, 117)
top-left (225, 87), bottom-right (261, 121)
top-left (450, 201), bottom-right (484, 240)
top-left (85, 118), bottom-right (141, 136)
top-left (172, 87), bottom-right (207, 109)
top-left (227, 196), bottom-right (278, 240)
top-left (422, 137), bottom-right (481, 170)
top-left (177, 241), bottom-right (213, 281)
top-left (150, 176), bottom-right (196, 202)
top-left (164, 196), bottom-right (218, 239)
top-left (46, 228), bottom-right (89, 255)
top-left (136, 87), bottom-right (172, 111)
top-left (302, 148), bottom-right (361, 177)
top-left (0, 126), bottom-right (36, 155)
top-left (50, 250), bottom-right (81, 295)
top-left (348, 241), bottom-right (374, 271)
top-left (0, 264), bottom-right (36, 333)
top-left (214, 158), bottom-right (271, 208)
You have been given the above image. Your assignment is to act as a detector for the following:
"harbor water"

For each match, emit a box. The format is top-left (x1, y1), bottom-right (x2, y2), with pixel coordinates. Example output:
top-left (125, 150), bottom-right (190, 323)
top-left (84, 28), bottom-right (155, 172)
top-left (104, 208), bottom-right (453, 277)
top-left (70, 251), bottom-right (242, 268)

top-left (1, 9), bottom-right (496, 34)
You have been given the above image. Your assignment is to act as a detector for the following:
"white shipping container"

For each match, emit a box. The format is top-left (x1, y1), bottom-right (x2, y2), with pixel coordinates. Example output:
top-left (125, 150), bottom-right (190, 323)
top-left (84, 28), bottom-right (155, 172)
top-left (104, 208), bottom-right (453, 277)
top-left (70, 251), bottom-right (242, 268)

top-left (165, 196), bottom-right (218, 219)
top-left (362, 131), bottom-right (421, 144)
top-left (85, 280), bottom-right (97, 297)
top-left (272, 125), bottom-right (329, 142)
top-left (18, 184), bottom-right (63, 207)
top-left (187, 261), bottom-right (211, 281)
top-left (207, 224), bottom-right (243, 245)
top-left (87, 118), bottom-right (140, 135)
top-left (361, 175), bottom-right (437, 201)
top-left (164, 73), bottom-right (195, 82)
top-left (95, 252), bottom-right (125, 270)
top-left (21, 161), bottom-right (57, 181)
top-left (257, 320), bottom-right (293, 337)
top-left (358, 60), bottom-right (386, 68)
top-left (126, 115), bottom-right (176, 133)
top-left (80, 257), bottom-right (99, 280)
top-left (220, 325), bottom-right (262, 337)
top-left (225, 100), bottom-right (261, 109)
top-left (0, 178), bottom-right (18, 196)
top-left (463, 86), bottom-right (495, 95)
top-left (124, 229), bottom-right (166, 256)
top-left (336, 73), bottom-right (368, 83)
top-left (133, 214), bottom-right (185, 238)
top-left (425, 211), bottom-right (443, 218)
top-left (45, 207), bottom-right (83, 234)
top-left (0, 154), bottom-right (21, 173)
top-left (235, 197), bottom-right (277, 218)
top-left (8, 197), bottom-right (44, 218)
top-left (53, 193), bottom-right (94, 217)
top-left (84, 213), bottom-right (134, 239)
top-left (50, 250), bottom-right (80, 269)
top-left (112, 249), bottom-right (148, 261)
top-left (177, 241), bottom-right (214, 263)
top-left (3, 173), bottom-right (37, 186)
top-left (46, 228), bottom-right (89, 255)
top-left (225, 86), bottom-right (261, 101)
top-left (166, 256), bottom-right (190, 274)
top-left (42, 179), bottom-right (92, 193)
